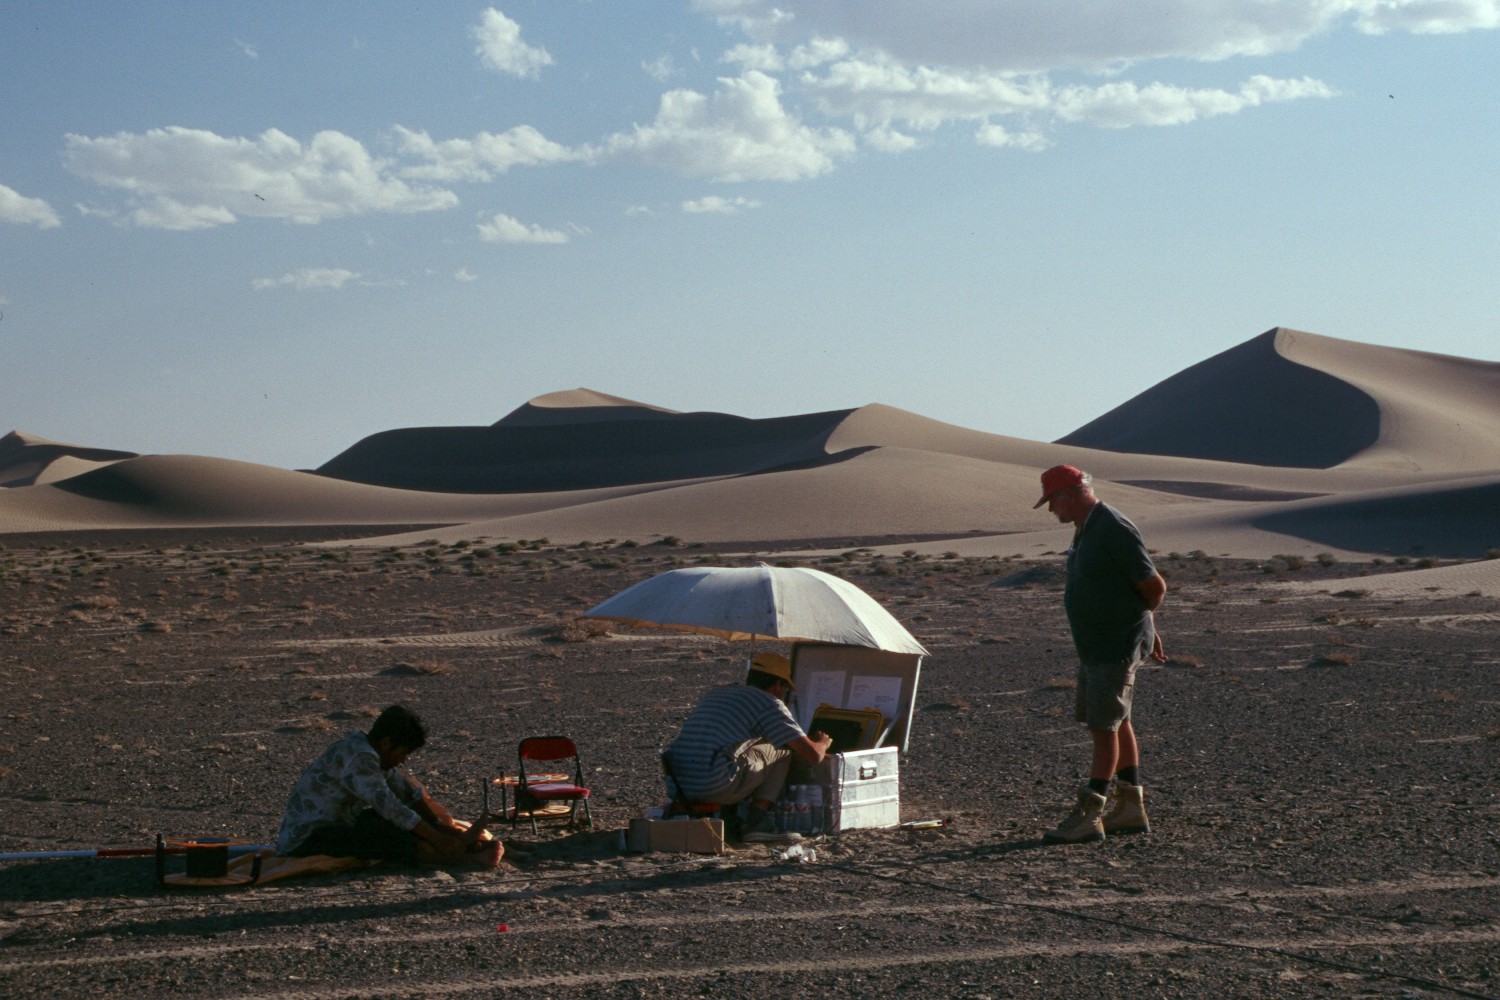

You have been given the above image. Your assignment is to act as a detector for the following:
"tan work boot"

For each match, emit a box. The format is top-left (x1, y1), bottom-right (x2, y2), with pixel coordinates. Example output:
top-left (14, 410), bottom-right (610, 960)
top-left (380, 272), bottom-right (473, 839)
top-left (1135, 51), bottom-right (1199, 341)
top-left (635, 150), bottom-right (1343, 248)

top-left (1102, 782), bottom-right (1150, 835)
top-left (1043, 785), bottom-right (1107, 844)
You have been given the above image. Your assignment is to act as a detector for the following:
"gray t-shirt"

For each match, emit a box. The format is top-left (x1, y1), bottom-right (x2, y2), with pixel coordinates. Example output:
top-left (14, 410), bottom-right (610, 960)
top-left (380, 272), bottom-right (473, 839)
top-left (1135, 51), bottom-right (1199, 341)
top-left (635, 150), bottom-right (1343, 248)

top-left (665, 684), bottom-right (806, 799)
top-left (1064, 503), bottom-right (1158, 665)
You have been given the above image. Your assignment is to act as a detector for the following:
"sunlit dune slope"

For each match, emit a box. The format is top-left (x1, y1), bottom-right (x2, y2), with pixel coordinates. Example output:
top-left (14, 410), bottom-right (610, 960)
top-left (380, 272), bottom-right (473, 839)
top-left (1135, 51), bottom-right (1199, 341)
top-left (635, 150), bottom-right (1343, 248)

top-left (1057, 328), bottom-right (1500, 473)
top-left (0, 430), bottom-right (137, 487)
top-left (0, 454), bottom-right (655, 531)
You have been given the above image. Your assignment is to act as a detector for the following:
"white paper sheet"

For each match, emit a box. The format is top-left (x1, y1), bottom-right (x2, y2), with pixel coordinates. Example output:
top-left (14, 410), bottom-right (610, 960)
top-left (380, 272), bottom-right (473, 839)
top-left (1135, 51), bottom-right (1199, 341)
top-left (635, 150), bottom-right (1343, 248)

top-left (799, 670), bottom-right (847, 731)
top-left (849, 675), bottom-right (904, 723)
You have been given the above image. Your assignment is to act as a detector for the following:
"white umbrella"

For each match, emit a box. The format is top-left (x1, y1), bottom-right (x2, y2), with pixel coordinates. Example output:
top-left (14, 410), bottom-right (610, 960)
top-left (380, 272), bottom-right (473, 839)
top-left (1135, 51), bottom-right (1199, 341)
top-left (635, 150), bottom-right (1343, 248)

top-left (581, 564), bottom-right (928, 656)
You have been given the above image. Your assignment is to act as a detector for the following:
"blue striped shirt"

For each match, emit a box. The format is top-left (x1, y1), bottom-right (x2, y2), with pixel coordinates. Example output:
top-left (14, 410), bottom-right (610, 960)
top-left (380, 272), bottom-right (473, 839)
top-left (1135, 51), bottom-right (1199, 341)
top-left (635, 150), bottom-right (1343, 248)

top-left (665, 684), bottom-right (806, 799)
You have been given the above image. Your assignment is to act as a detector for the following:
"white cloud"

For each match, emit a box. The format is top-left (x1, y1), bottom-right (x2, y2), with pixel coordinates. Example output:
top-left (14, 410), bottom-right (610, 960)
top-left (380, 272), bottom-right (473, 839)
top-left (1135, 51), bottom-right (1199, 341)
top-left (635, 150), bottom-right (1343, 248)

top-left (862, 125), bottom-right (921, 153)
top-left (788, 37), bottom-right (851, 70)
top-left (604, 70), bottom-right (855, 181)
top-left (472, 8), bottom-right (553, 78)
top-left (800, 55), bottom-right (1333, 141)
top-left (643, 54), bottom-right (677, 82)
top-left (698, 1), bottom-right (1498, 72)
top-left (1054, 75), bottom-right (1336, 128)
top-left (0, 182), bottom-right (62, 229)
top-left (392, 125), bottom-right (580, 182)
top-left (477, 212), bottom-right (569, 244)
top-left (455, 268), bottom-right (478, 282)
top-left (63, 126), bottom-right (457, 230)
top-left (235, 38), bottom-right (258, 59)
top-left (723, 43), bottom-right (783, 72)
top-left (682, 194), bottom-right (762, 214)
top-left (974, 123), bottom-right (1050, 152)
top-left (1352, 0), bottom-right (1500, 34)
top-left (253, 267), bottom-right (359, 291)
top-left (803, 58), bottom-right (1052, 131)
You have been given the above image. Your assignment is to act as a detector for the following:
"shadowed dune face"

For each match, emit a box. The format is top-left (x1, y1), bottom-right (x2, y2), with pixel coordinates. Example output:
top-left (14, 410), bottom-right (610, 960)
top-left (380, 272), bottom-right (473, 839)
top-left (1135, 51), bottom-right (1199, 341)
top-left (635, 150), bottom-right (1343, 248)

top-left (1254, 480), bottom-right (1500, 558)
top-left (316, 408), bottom-right (857, 493)
top-left (1057, 328), bottom-right (1382, 468)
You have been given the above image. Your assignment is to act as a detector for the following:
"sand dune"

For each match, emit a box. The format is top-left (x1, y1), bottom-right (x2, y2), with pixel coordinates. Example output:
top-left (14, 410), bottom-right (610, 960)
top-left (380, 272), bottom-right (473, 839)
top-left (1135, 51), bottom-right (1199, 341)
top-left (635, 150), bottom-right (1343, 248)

top-left (316, 400), bottom-right (856, 493)
top-left (495, 388), bottom-right (682, 427)
top-left (346, 446), bottom-right (1206, 549)
top-left (0, 430), bottom-right (137, 487)
top-left (0, 454), bottom-right (665, 533)
top-left (3, 329), bottom-right (1497, 566)
top-left (1059, 328), bottom-right (1500, 474)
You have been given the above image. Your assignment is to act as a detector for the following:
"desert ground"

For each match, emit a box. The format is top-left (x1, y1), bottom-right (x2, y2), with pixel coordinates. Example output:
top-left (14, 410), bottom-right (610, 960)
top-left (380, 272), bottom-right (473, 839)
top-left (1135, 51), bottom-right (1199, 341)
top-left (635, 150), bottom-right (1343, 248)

top-left (2, 529), bottom-right (1497, 999)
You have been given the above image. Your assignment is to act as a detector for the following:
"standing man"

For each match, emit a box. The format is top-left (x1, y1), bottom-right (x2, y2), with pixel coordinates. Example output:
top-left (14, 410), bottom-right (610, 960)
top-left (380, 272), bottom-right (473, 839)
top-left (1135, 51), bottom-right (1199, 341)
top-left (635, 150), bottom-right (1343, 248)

top-left (277, 704), bottom-right (502, 867)
top-left (665, 652), bottom-right (832, 843)
top-left (1034, 465), bottom-right (1167, 844)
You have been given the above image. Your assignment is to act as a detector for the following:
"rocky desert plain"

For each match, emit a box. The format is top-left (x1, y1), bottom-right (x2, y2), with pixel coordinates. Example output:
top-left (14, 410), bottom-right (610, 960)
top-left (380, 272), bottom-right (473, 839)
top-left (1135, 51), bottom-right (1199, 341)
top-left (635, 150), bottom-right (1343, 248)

top-left (2, 328), bottom-right (1499, 999)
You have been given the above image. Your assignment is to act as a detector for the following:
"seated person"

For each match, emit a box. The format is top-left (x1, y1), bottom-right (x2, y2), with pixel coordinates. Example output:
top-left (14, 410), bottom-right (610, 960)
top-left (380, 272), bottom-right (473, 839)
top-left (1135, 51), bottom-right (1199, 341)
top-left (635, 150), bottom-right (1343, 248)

top-left (276, 704), bottom-right (501, 867)
top-left (664, 652), bottom-right (831, 842)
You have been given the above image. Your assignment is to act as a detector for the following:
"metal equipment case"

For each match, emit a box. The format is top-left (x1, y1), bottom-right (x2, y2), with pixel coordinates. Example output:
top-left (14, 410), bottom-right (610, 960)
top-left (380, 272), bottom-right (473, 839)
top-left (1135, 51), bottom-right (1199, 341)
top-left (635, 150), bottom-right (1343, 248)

top-left (790, 643), bottom-right (923, 832)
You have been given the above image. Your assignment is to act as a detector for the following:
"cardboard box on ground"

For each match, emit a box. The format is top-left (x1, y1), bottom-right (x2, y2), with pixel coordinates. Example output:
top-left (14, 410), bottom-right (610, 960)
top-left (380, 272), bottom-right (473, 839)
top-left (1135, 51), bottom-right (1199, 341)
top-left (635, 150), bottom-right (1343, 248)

top-left (626, 817), bottom-right (725, 855)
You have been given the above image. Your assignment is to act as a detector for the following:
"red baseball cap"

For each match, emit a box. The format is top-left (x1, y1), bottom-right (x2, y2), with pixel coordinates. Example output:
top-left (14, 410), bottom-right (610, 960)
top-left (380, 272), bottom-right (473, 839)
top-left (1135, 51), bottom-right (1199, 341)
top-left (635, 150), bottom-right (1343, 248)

top-left (1033, 465), bottom-right (1086, 509)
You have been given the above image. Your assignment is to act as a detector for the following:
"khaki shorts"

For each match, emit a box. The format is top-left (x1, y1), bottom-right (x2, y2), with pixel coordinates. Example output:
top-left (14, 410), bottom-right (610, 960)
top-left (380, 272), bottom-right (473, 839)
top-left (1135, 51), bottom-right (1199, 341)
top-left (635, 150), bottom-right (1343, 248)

top-left (1075, 660), bottom-right (1138, 732)
top-left (711, 740), bottom-right (794, 806)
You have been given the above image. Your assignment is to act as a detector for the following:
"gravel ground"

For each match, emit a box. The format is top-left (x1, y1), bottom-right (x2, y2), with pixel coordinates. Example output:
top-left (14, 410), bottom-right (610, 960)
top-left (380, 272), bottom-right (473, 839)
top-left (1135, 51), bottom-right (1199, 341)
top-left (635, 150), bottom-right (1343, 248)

top-left (1, 532), bottom-right (1498, 999)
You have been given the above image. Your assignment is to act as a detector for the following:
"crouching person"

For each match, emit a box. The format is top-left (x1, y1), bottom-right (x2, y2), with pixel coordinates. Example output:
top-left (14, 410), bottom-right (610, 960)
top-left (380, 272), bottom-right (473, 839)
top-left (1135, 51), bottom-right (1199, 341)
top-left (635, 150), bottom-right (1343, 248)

top-left (276, 704), bottom-right (502, 867)
top-left (665, 653), bottom-right (831, 843)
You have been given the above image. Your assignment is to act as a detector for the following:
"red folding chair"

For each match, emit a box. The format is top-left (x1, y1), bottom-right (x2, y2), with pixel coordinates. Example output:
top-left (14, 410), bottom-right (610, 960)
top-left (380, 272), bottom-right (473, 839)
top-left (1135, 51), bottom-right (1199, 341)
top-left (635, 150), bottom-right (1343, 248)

top-left (511, 736), bottom-right (592, 834)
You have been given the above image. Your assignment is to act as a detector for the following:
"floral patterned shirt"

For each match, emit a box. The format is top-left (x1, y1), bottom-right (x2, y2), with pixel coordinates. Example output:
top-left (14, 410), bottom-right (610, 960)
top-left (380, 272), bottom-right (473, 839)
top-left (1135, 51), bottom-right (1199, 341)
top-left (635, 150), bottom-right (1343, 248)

top-left (276, 730), bottom-right (425, 854)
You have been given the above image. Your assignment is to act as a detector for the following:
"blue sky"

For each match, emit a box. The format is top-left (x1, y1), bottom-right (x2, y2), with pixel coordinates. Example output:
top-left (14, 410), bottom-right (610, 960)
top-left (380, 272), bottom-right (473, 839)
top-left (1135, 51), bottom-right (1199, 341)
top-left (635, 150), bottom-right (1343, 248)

top-left (3, 1), bottom-right (1497, 470)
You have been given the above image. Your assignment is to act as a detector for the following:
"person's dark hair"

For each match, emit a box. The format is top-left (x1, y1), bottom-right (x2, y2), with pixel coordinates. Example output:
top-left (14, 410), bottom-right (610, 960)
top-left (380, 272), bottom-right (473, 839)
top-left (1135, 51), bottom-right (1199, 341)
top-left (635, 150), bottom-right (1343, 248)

top-left (745, 669), bottom-right (781, 691)
top-left (369, 704), bottom-right (427, 751)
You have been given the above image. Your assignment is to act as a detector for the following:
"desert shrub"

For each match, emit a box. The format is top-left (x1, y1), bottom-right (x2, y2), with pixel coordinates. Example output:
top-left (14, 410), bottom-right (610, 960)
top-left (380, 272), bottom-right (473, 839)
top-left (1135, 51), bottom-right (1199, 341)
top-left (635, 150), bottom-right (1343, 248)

top-left (385, 658), bottom-right (453, 676)
top-left (70, 595), bottom-right (120, 610)
top-left (1316, 552), bottom-right (1337, 567)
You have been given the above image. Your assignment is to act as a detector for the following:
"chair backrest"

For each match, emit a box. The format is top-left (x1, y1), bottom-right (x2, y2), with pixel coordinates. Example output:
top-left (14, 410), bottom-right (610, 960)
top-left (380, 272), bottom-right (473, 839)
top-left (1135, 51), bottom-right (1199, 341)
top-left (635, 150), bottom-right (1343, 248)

top-left (519, 736), bottom-right (578, 763)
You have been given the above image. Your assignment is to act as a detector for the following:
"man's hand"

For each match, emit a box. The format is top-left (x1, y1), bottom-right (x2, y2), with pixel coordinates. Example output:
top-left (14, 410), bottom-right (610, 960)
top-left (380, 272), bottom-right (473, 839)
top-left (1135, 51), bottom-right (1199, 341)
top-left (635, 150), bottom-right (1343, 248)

top-left (789, 732), bottom-right (833, 765)
top-left (463, 810), bottom-right (494, 849)
top-left (1150, 630), bottom-right (1167, 663)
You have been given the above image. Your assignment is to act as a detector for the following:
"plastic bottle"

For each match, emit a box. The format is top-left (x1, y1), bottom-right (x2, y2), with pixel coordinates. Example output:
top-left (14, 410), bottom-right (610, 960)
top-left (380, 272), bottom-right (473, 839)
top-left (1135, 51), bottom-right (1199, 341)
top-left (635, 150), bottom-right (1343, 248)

top-left (806, 783), bottom-right (823, 836)
top-left (779, 791), bottom-right (796, 833)
top-left (794, 785), bottom-right (812, 834)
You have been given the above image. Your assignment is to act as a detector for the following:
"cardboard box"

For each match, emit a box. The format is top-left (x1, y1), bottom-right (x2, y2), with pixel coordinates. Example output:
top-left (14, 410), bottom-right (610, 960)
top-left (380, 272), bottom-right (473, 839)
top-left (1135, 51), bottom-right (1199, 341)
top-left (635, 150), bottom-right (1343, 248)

top-left (626, 817), bottom-right (725, 855)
